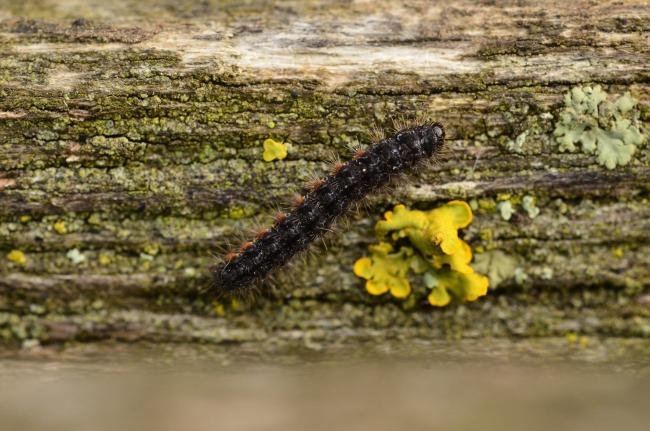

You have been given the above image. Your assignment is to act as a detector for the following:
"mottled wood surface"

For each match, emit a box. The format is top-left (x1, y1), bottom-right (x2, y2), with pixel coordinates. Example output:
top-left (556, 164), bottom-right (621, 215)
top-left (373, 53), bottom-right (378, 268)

top-left (0, 0), bottom-right (649, 350)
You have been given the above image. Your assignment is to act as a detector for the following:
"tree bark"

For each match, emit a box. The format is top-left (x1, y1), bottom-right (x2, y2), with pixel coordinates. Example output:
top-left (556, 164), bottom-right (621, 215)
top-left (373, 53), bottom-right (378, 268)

top-left (0, 0), bottom-right (649, 350)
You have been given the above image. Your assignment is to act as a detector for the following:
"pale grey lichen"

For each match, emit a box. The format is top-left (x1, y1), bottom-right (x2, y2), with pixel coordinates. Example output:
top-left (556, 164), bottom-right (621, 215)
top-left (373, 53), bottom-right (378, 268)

top-left (506, 130), bottom-right (529, 154)
top-left (66, 248), bottom-right (86, 264)
top-left (473, 250), bottom-right (519, 288)
top-left (522, 195), bottom-right (540, 219)
top-left (553, 85), bottom-right (645, 169)
top-left (497, 201), bottom-right (514, 221)
top-left (514, 267), bottom-right (528, 286)
top-left (540, 266), bottom-right (554, 280)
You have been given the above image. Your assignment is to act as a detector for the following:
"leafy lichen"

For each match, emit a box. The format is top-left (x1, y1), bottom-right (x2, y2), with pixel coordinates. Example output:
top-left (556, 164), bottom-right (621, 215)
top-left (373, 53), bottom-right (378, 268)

top-left (353, 243), bottom-right (421, 299)
top-left (553, 85), bottom-right (645, 169)
top-left (353, 201), bottom-right (489, 307)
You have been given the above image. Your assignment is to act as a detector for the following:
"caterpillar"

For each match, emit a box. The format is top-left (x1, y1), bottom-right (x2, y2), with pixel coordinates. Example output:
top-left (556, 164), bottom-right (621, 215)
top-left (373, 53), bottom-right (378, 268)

top-left (212, 121), bottom-right (445, 297)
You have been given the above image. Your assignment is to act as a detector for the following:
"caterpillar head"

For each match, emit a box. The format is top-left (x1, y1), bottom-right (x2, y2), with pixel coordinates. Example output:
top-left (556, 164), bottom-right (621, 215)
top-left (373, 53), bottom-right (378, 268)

top-left (395, 122), bottom-right (445, 158)
top-left (422, 123), bottom-right (445, 156)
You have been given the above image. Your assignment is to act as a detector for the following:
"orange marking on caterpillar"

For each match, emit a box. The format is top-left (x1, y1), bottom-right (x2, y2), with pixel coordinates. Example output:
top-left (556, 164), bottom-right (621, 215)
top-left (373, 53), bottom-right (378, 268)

top-left (225, 251), bottom-right (239, 262)
top-left (352, 148), bottom-right (366, 160)
top-left (255, 228), bottom-right (269, 240)
top-left (306, 178), bottom-right (325, 192)
top-left (331, 162), bottom-right (344, 175)
top-left (291, 195), bottom-right (305, 207)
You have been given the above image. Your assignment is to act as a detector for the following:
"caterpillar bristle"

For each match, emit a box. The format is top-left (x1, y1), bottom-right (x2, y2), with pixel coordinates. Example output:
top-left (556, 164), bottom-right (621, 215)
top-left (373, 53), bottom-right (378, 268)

top-left (207, 250), bottom-right (222, 261)
top-left (332, 216), bottom-right (352, 234)
top-left (254, 228), bottom-right (269, 240)
top-left (352, 148), bottom-right (367, 160)
top-left (438, 144), bottom-right (453, 159)
top-left (369, 122), bottom-right (385, 142)
top-left (307, 178), bottom-right (325, 192)
top-left (331, 161), bottom-right (344, 175)
top-left (391, 116), bottom-right (409, 133)
top-left (392, 113), bottom-right (435, 134)
top-left (212, 237), bottom-right (236, 261)
top-left (291, 194), bottom-right (305, 207)
top-left (322, 149), bottom-right (342, 167)
top-left (274, 212), bottom-right (287, 224)
top-left (302, 168), bottom-right (322, 190)
top-left (427, 153), bottom-right (445, 168)
top-left (359, 195), bottom-right (375, 213)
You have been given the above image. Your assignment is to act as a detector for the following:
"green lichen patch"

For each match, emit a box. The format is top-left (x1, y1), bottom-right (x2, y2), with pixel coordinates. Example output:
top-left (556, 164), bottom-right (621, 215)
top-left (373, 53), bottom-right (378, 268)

top-left (473, 250), bottom-right (519, 289)
top-left (553, 85), bottom-right (645, 169)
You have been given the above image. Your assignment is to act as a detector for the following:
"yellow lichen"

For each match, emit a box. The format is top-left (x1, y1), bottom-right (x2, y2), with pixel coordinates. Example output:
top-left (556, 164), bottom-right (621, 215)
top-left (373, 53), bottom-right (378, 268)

top-left (354, 201), bottom-right (489, 308)
top-left (566, 332), bottom-right (589, 347)
top-left (142, 243), bottom-right (160, 256)
top-left (213, 301), bottom-right (226, 317)
top-left (53, 220), bottom-right (67, 234)
top-left (424, 269), bottom-right (489, 307)
top-left (353, 242), bottom-right (425, 298)
top-left (262, 138), bottom-right (288, 162)
top-left (430, 240), bottom-right (473, 274)
top-left (7, 249), bottom-right (27, 266)
top-left (228, 207), bottom-right (244, 219)
top-left (230, 298), bottom-right (243, 311)
top-left (98, 253), bottom-right (112, 265)
top-left (376, 201), bottom-right (472, 255)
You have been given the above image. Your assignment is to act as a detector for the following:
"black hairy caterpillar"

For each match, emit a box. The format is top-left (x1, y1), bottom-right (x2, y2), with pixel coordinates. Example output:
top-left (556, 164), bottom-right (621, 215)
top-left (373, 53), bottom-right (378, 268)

top-left (212, 121), bottom-right (445, 297)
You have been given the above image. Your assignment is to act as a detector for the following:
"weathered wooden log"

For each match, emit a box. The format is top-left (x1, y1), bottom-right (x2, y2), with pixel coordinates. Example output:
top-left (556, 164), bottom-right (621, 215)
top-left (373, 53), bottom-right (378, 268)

top-left (0, 0), bottom-right (649, 349)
